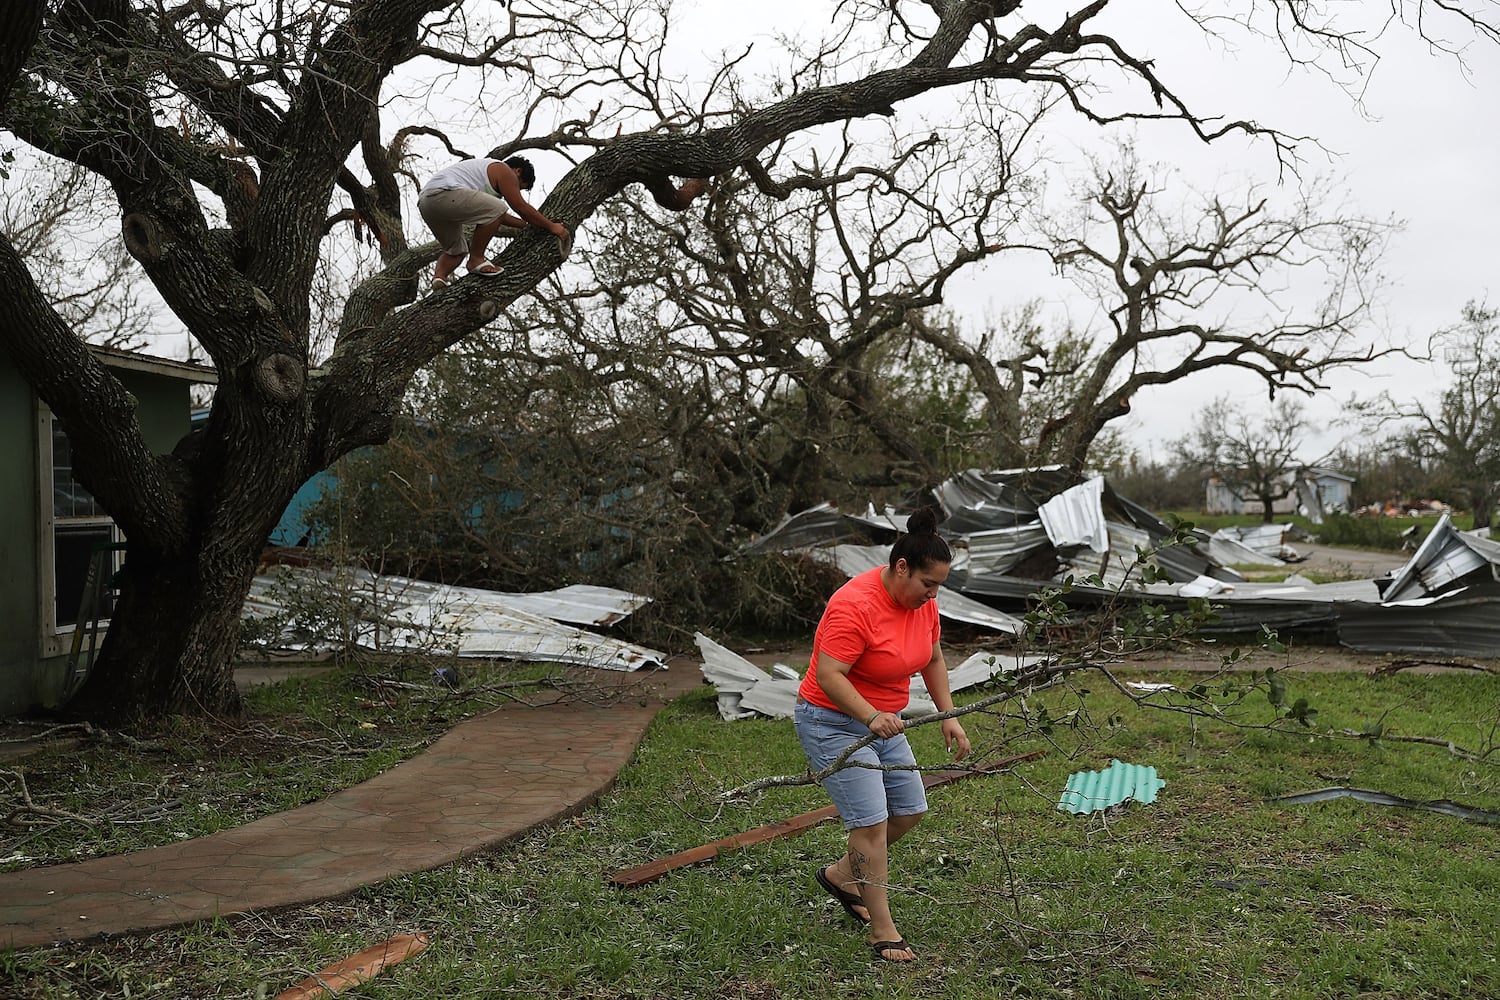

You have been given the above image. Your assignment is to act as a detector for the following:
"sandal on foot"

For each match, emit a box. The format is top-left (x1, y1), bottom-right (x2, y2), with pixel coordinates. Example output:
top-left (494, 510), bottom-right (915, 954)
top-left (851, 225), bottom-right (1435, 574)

top-left (467, 260), bottom-right (504, 276)
top-left (815, 866), bottom-right (869, 925)
top-left (430, 274), bottom-right (451, 289)
top-left (871, 938), bottom-right (916, 963)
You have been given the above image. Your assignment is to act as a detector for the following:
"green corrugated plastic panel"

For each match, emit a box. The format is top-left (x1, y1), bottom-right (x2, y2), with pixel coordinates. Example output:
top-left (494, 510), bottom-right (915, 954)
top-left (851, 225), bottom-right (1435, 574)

top-left (1057, 759), bottom-right (1165, 815)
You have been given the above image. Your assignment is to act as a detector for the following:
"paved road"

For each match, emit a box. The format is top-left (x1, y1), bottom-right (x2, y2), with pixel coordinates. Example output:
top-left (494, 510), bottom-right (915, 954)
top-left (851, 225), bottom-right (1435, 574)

top-left (1276, 542), bottom-right (1408, 580)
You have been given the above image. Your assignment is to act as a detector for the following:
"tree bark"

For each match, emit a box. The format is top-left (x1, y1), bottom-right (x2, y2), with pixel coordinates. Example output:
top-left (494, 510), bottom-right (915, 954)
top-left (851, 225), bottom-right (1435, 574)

top-left (0, 0), bottom-right (43, 103)
top-left (1470, 486), bottom-right (1495, 531)
top-left (63, 414), bottom-right (304, 722)
top-left (66, 538), bottom-right (259, 720)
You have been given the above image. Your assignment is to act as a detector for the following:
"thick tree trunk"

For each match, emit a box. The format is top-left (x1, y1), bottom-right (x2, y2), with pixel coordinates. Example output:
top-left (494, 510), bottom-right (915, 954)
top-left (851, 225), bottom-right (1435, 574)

top-left (66, 537), bottom-right (261, 722)
top-left (61, 414), bottom-right (308, 724)
top-left (0, 1), bottom-right (43, 103)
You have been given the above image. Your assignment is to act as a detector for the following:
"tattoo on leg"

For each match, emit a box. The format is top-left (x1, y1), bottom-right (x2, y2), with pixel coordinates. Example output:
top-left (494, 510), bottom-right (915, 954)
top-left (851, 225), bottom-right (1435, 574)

top-left (849, 849), bottom-right (868, 884)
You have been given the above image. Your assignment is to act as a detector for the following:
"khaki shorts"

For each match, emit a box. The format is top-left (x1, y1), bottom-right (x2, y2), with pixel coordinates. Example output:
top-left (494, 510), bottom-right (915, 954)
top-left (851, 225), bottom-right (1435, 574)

top-left (418, 188), bottom-right (506, 257)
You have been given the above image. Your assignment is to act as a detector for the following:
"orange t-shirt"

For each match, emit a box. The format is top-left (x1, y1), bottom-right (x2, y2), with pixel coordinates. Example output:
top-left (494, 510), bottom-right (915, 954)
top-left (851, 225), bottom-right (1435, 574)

top-left (799, 567), bottom-right (940, 714)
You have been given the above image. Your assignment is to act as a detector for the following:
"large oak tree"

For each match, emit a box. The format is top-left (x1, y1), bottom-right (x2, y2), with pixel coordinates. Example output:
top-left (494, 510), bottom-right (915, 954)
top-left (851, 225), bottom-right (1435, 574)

top-left (1, 0), bottom-right (1494, 722)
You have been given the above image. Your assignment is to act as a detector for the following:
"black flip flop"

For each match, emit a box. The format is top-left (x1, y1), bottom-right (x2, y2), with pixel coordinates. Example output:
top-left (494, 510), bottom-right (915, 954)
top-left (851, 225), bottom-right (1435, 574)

top-left (815, 865), bottom-right (869, 925)
top-left (871, 938), bottom-right (916, 963)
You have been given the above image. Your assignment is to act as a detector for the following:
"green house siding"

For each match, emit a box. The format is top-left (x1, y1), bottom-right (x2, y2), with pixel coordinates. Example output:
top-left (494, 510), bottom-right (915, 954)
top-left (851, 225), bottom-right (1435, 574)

top-left (117, 369), bottom-right (195, 453)
top-left (0, 350), bottom-right (210, 717)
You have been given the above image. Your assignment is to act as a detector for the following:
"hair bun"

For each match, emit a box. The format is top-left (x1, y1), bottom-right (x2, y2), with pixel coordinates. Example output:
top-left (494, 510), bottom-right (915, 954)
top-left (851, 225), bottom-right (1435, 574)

top-left (906, 505), bottom-right (940, 536)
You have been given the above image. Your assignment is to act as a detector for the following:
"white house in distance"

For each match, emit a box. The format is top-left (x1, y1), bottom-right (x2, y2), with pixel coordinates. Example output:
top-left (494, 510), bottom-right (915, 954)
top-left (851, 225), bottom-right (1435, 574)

top-left (1205, 467), bottom-right (1356, 518)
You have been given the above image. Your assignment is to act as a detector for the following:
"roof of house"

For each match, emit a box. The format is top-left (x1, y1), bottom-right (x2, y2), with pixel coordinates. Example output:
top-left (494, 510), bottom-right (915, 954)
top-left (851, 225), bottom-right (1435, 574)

top-left (1303, 467), bottom-right (1355, 482)
top-left (89, 344), bottom-right (218, 384)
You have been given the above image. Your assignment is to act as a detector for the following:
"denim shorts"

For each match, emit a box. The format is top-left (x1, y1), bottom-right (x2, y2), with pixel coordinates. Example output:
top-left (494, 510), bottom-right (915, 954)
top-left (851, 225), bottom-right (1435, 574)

top-left (794, 700), bottom-right (927, 830)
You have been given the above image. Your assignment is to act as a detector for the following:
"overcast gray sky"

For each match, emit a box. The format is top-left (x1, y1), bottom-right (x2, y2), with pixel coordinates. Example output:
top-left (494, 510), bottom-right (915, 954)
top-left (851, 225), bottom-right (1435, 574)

top-left (953, 5), bottom-right (1499, 460)
top-left (138, 2), bottom-right (1499, 464)
top-left (675, 2), bottom-right (1498, 461)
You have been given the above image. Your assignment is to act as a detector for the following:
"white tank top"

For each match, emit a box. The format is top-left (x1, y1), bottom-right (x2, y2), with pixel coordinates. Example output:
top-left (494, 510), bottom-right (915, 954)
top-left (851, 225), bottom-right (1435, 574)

top-left (422, 158), bottom-right (499, 195)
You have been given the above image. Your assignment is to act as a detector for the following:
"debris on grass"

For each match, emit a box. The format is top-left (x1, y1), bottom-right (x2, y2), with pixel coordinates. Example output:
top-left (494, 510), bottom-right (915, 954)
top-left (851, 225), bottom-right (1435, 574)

top-left (1058, 759), bottom-right (1165, 815)
top-left (1270, 786), bottom-right (1500, 825)
top-left (246, 566), bottom-right (664, 670)
top-left (276, 932), bottom-right (431, 999)
top-left (695, 632), bottom-right (1048, 722)
top-left (610, 752), bottom-right (1044, 888)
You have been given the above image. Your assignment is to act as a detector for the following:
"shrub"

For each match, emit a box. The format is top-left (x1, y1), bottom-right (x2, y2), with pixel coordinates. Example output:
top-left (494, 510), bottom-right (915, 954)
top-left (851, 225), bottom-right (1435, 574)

top-left (1313, 512), bottom-right (1408, 550)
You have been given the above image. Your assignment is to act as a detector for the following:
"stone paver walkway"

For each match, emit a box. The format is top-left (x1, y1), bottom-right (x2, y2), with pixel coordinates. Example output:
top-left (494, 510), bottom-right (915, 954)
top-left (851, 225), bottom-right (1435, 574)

top-left (0, 663), bottom-right (701, 950)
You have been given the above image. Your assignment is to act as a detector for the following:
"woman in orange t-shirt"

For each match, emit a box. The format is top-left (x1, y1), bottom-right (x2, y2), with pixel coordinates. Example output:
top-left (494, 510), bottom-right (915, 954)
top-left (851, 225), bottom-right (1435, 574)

top-left (794, 506), bottom-right (971, 963)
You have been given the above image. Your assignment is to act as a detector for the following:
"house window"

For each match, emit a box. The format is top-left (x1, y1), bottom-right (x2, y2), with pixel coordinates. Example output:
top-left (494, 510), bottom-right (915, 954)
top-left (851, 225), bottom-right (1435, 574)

top-left (51, 421), bottom-right (109, 519)
top-left (53, 522), bottom-right (117, 627)
top-left (40, 412), bottom-right (122, 652)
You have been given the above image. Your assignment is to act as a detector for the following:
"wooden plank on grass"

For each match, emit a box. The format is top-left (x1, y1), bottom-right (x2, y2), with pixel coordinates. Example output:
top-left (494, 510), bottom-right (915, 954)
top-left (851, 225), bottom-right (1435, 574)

top-left (276, 932), bottom-right (430, 1000)
top-left (609, 750), bottom-right (1043, 888)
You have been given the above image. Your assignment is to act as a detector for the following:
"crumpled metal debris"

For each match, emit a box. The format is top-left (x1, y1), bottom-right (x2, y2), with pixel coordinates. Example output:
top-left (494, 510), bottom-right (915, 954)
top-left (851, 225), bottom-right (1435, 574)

top-left (694, 632), bottom-right (1048, 722)
top-left (1271, 786), bottom-right (1500, 826)
top-left (245, 566), bottom-right (664, 670)
top-left (741, 471), bottom-right (1500, 659)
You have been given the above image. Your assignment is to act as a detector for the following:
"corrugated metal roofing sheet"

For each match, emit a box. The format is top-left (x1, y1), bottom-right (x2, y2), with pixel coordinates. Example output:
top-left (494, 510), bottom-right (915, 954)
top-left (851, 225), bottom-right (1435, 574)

top-left (1206, 531), bottom-right (1286, 567)
top-left (1337, 584), bottom-right (1500, 656)
top-left (741, 502), bottom-right (856, 554)
top-left (1038, 477), bottom-right (1110, 553)
top-left (1057, 759), bottom-right (1165, 815)
top-left (1381, 513), bottom-right (1496, 602)
top-left (245, 567), bottom-right (663, 670)
top-left (695, 634), bottom-right (1049, 722)
top-left (816, 544), bottom-right (1023, 634)
top-left (931, 467), bottom-right (1083, 533)
top-left (962, 523), bottom-right (1051, 577)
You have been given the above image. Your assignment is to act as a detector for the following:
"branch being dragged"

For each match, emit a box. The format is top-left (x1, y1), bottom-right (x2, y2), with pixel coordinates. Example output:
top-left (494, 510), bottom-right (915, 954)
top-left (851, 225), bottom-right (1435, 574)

top-left (720, 661), bottom-right (1069, 801)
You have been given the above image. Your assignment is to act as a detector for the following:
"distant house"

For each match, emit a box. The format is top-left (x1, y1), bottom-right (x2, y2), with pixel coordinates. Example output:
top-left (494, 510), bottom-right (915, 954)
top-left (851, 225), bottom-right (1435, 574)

top-left (1204, 467), bottom-right (1355, 518)
top-left (0, 347), bottom-right (215, 717)
top-left (1301, 467), bottom-right (1356, 514)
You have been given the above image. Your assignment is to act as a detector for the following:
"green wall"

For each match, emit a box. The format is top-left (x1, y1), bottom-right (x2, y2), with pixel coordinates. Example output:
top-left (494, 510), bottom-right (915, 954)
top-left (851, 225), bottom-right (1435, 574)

top-left (116, 370), bottom-right (194, 450)
top-left (0, 358), bottom-right (197, 716)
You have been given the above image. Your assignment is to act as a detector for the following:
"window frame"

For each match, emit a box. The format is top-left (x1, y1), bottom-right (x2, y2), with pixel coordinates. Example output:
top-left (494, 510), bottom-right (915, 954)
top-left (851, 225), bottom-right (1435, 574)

top-left (37, 406), bottom-right (124, 660)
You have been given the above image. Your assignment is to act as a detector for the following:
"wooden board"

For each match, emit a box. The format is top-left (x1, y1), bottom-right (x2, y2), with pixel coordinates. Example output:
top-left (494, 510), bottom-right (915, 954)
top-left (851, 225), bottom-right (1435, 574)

top-left (276, 932), bottom-right (431, 1000)
top-left (608, 751), bottom-right (1044, 888)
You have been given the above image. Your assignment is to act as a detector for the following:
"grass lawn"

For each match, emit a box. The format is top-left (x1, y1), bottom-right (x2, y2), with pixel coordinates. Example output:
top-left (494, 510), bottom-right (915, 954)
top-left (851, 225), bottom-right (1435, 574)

top-left (5, 662), bottom-right (1498, 999)
top-left (1161, 510), bottom-right (1489, 550)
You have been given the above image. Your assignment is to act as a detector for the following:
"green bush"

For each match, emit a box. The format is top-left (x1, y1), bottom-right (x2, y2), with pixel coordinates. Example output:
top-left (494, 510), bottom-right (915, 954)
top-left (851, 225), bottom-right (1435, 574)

top-left (1313, 512), bottom-right (1409, 550)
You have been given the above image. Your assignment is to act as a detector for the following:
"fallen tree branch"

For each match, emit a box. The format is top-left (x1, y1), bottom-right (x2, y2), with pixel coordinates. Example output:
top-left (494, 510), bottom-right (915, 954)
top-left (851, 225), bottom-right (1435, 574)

top-left (1374, 658), bottom-right (1500, 676)
top-left (612, 751), bottom-right (1044, 888)
top-left (1, 767), bottom-right (98, 829)
top-left (0, 722), bottom-right (98, 744)
top-left (720, 661), bottom-right (1070, 801)
top-left (1336, 729), bottom-right (1492, 762)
